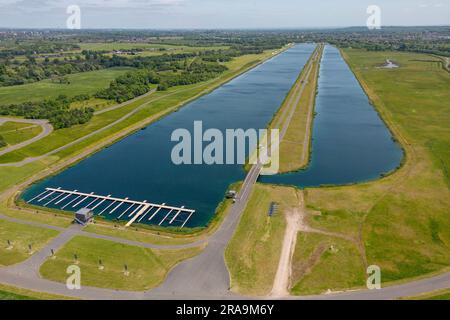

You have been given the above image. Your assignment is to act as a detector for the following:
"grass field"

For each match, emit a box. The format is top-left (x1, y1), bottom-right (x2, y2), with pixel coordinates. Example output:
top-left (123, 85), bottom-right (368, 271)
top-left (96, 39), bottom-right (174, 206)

top-left (402, 287), bottom-right (450, 300)
top-left (40, 236), bottom-right (203, 291)
top-left (0, 289), bottom-right (34, 300)
top-left (277, 45), bottom-right (322, 173)
top-left (0, 219), bottom-right (59, 266)
top-left (290, 233), bottom-right (365, 295)
top-left (83, 223), bottom-right (203, 246)
top-left (75, 42), bottom-right (228, 56)
top-left (0, 122), bottom-right (42, 148)
top-left (302, 49), bottom-right (450, 286)
top-left (225, 184), bottom-right (299, 296)
top-left (70, 98), bottom-right (115, 112)
top-left (77, 42), bottom-right (177, 51)
top-left (0, 197), bottom-right (73, 228)
top-left (0, 283), bottom-right (71, 300)
top-left (0, 67), bottom-right (134, 105)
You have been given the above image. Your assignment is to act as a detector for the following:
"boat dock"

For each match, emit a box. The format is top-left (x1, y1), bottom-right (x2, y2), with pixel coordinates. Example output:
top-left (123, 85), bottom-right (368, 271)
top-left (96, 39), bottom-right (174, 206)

top-left (27, 187), bottom-right (196, 228)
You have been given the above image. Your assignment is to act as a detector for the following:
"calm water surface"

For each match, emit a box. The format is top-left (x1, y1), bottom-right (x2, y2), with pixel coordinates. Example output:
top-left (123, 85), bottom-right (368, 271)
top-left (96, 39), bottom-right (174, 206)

top-left (24, 44), bottom-right (403, 227)
top-left (261, 46), bottom-right (403, 187)
top-left (23, 44), bottom-right (316, 227)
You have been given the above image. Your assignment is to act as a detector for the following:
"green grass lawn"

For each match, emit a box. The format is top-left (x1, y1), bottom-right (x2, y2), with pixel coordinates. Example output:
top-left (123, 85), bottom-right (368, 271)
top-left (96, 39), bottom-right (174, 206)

top-left (70, 98), bottom-right (115, 112)
top-left (83, 223), bottom-right (202, 246)
top-left (0, 219), bottom-right (59, 266)
top-left (303, 49), bottom-right (450, 286)
top-left (290, 233), bottom-right (366, 295)
top-left (0, 121), bottom-right (42, 147)
top-left (0, 67), bottom-right (134, 105)
top-left (401, 287), bottom-right (450, 300)
top-left (0, 283), bottom-right (72, 300)
top-left (40, 236), bottom-right (203, 291)
top-left (75, 42), bottom-right (228, 56)
top-left (225, 184), bottom-right (299, 296)
top-left (0, 198), bottom-right (73, 229)
top-left (277, 45), bottom-right (322, 173)
top-left (0, 289), bottom-right (34, 300)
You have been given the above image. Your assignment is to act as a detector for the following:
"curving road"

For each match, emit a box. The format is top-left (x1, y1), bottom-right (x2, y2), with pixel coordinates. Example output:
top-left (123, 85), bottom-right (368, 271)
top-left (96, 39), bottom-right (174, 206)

top-left (0, 117), bottom-right (53, 158)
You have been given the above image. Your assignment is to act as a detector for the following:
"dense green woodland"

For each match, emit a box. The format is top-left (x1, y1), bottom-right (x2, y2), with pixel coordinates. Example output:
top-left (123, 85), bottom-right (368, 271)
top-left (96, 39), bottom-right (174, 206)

top-left (0, 95), bottom-right (93, 129)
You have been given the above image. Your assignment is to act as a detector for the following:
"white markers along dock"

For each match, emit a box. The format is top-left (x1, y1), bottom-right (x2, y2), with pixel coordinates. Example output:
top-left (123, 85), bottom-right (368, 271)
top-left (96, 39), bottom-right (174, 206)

top-left (28, 187), bottom-right (196, 228)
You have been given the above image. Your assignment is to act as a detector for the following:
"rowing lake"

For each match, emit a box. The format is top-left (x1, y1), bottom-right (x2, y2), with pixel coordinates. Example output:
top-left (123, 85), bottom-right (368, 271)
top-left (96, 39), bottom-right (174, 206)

top-left (23, 44), bottom-right (403, 228)
top-left (260, 46), bottom-right (403, 187)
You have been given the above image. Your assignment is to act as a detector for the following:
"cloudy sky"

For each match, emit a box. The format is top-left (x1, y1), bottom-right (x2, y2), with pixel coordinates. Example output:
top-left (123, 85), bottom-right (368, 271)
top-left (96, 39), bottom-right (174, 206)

top-left (0, 0), bottom-right (449, 29)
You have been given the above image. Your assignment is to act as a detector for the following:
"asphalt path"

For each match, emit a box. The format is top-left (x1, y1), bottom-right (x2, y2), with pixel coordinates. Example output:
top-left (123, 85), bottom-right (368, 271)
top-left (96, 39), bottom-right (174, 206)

top-left (0, 117), bottom-right (53, 157)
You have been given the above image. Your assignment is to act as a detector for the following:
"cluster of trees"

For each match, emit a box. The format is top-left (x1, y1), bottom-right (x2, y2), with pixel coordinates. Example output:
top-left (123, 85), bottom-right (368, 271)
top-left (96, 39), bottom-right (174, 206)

top-left (0, 95), bottom-right (94, 129)
top-left (96, 58), bottom-right (228, 101)
top-left (0, 41), bottom-right (79, 59)
top-left (0, 32), bottom-right (281, 87)
top-left (0, 55), bottom-right (104, 87)
top-left (159, 60), bottom-right (228, 89)
top-left (0, 49), bottom-right (227, 87)
top-left (95, 69), bottom-right (160, 102)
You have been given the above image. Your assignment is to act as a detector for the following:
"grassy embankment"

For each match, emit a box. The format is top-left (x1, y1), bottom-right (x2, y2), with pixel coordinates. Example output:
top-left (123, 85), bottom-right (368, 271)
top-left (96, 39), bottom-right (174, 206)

top-left (0, 67), bottom-right (134, 105)
top-left (225, 184), bottom-right (300, 296)
top-left (0, 122), bottom-right (42, 148)
top-left (40, 236), bottom-right (204, 291)
top-left (0, 283), bottom-right (72, 300)
top-left (276, 44), bottom-right (323, 173)
top-left (401, 287), bottom-right (450, 300)
top-left (291, 49), bottom-right (450, 294)
top-left (291, 233), bottom-right (366, 295)
top-left (0, 219), bottom-right (59, 266)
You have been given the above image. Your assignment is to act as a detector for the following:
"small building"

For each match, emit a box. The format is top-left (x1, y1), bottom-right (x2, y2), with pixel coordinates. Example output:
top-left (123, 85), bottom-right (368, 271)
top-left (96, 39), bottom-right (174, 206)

top-left (225, 190), bottom-right (237, 199)
top-left (75, 208), bottom-right (93, 225)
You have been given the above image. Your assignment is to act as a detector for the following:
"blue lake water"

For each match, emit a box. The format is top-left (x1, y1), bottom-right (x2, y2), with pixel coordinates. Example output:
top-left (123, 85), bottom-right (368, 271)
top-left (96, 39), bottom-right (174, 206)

top-left (260, 46), bottom-right (403, 187)
top-left (23, 44), bottom-right (317, 228)
top-left (23, 44), bottom-right (403, 228)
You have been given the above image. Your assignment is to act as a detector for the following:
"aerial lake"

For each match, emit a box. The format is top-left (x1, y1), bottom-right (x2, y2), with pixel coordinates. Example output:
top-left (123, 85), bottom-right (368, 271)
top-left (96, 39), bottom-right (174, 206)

top-left (260, 46), bottom-right (403, 187)
top-left (23, 44), bottom-right (403, 228)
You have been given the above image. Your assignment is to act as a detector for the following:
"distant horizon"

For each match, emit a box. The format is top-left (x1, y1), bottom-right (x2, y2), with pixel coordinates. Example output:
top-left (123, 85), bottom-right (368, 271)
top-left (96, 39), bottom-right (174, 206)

top-left (0, 0), bottom-right (448, 29)
top-left (1, 25), bottom-right (449, 31)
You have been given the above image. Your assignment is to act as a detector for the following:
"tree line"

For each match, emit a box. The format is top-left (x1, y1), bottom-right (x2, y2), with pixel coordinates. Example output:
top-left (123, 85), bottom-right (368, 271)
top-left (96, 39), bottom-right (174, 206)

top-left (0, 95), bottom-right (94, 129)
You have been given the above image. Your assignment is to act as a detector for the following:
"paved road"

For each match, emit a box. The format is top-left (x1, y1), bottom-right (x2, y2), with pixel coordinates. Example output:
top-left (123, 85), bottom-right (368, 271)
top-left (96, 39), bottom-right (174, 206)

top-left (93, 89), bottom-right (156, 116)
top-left (0, 117), bottom-right (53, 157)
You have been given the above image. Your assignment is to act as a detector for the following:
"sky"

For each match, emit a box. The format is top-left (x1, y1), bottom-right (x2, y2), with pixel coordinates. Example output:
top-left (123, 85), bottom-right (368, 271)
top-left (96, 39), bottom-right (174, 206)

top-left (0, 0), bottom-right (449, 29)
